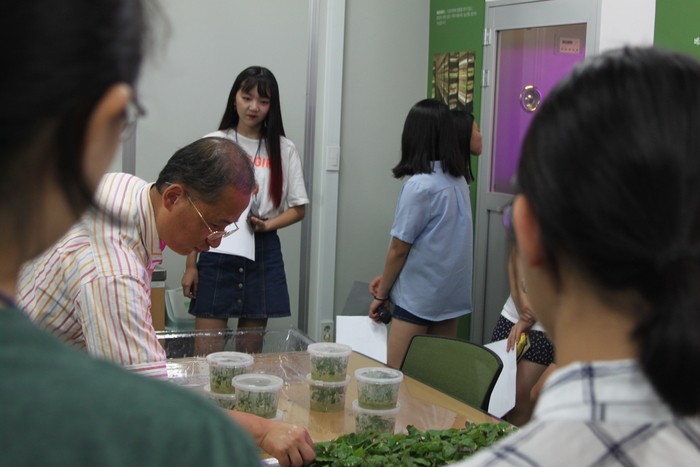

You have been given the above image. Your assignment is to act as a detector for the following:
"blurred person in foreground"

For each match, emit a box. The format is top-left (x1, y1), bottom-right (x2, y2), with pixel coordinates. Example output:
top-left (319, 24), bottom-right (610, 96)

top-left (455, 47), bottom-right (700, 466)
top-left (0, 1), bottom-right (312, 466)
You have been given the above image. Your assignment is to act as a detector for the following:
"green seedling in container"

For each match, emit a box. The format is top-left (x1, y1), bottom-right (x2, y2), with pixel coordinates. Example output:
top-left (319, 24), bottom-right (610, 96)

top-left (310, 356), bottom-right (348, 382)
top-left (236, 390), bottom-right (278, 419)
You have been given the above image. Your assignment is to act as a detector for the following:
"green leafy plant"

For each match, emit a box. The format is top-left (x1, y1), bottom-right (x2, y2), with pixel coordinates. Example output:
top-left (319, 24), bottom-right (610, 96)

top-left (310, 356), bottom-right (349, 382)
top-left (355, 413), bottom-right (397, 434)
top-left (310, 385), bottom-right (346, 412)
top-left (310, 422), bottom-right (515, 467)
top-left (358, 383), bottom-right (399, 410)
top-left (235, 390), bottom-right (278, 419)
top-left (209, 366), bottom-right (247, 394)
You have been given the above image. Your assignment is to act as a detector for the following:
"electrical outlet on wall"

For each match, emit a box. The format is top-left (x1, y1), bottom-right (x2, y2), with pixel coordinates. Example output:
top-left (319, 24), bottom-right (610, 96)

top-left (321, 320), bottom-right (334, 342)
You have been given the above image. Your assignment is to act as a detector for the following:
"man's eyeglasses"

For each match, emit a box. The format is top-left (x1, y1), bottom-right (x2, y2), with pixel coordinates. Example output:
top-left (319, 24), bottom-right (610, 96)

top-left (185, 192), bottom-right (239, 240)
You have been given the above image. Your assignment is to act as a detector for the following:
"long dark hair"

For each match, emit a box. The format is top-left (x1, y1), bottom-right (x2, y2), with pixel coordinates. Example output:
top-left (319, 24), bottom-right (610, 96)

top-left (1, 0), bottom-right (148, 247)
top-left (451, 110), bottom-right (476, 183)
top-left (219, 66), bottom-right (285, 209)
top-left (517, 47), bottom-right (700, 416)
top-left (392, 99), bottom-right (466, 179)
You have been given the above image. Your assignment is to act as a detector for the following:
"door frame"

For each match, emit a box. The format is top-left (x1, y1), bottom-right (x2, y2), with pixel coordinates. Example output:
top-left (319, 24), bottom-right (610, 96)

top-left (471, 0), bottom-right (601, 343)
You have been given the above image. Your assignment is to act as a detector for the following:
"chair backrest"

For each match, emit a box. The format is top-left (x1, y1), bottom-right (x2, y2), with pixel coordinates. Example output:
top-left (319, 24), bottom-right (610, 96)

top-left (400, 334), bottom-right (503, 411)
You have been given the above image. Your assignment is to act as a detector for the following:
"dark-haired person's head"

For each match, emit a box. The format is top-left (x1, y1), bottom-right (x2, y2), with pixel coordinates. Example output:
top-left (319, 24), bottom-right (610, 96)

top-left (1, 0), bottom-right (148, 264)
top-left (451, 110), bottom-right (482, 182)
top-left (393, 99), bottom-right (467, 179)
top-left (219, 66), bottom-right (286, 208)
top-left (154, 137), bottom-right (255, 255)
top-left (219, 66), bottom-right (285, 138)
top-left (513, 47), bottom-right (700, 416)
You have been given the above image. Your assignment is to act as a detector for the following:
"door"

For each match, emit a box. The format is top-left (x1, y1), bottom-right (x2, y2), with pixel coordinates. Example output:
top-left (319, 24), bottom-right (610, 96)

top-left (472, 0), bottom-right (599, 343)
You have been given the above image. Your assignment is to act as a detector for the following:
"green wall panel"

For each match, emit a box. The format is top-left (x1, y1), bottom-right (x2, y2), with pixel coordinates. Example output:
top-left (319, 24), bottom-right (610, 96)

top-left (429, 0), bottom-right (486, 340)
top-left (654, 0), bottom-right (700, 60)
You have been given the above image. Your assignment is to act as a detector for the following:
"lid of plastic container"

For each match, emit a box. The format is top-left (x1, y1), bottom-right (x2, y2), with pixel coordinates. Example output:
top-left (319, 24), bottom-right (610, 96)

top-left (307, 342), bottom-right (352, 358)
top-left (354, 367), bottom-right (404, 384)
top-left (306, 373), bottom-right (352, 388)
top-left (202, 384), bottom-right (237, 400)
top-left (206, 351), bottom-right (254, 368)
top-left (352, 399), bottom-right (401, 415)
top-left (232, 373), bottom-right (284, 392)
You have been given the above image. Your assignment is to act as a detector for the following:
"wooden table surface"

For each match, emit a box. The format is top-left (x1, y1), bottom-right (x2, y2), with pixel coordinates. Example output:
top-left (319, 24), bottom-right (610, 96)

top-left (269, 351), bottom-right (501, 442)
top-left (168, 349), bottom-right (501, 443)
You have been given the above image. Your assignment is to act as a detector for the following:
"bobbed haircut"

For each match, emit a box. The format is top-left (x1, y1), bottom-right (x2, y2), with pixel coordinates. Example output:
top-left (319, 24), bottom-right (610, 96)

top-left (517, 47), bottom-right (700, 416)
top-left (392, 99), bottom-right (466, 179)
top-left (218, 66), bottom-right (285, 208)
top-left (451, 110), bottom-right (476, 183)
top-left (1, 0), bottom-right (149, 248)
top-left (155, 137), bottom-right (255, 204)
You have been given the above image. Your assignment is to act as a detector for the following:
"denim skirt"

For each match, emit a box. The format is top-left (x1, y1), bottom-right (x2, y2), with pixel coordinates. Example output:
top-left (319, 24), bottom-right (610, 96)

top-left (188, 230), bottom-right (291, 319)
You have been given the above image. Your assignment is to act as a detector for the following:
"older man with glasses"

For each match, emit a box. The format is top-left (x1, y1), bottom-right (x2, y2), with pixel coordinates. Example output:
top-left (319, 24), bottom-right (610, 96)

top-left (15, 136), bottom-right (316, 466)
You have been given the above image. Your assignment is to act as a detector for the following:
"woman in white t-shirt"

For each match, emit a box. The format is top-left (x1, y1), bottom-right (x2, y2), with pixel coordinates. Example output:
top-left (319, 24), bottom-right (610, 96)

top-left (182, 67), bottom-right (308, 351)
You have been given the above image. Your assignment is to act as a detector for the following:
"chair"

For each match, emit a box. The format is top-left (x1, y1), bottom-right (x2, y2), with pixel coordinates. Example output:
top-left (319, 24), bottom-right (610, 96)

top-left (399, 334), bottom-right (503, 411)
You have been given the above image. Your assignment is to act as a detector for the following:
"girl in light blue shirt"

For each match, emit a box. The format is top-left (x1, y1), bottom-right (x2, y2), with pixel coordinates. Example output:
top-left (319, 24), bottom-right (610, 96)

top-left (369, 99), bottom-right (474, 369)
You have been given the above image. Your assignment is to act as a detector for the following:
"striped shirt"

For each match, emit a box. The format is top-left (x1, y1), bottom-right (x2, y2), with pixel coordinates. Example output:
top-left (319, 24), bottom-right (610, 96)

top-left (16, 173), bottom-right (167, 379)
top-left (453, 360), bottom-right (700, 467)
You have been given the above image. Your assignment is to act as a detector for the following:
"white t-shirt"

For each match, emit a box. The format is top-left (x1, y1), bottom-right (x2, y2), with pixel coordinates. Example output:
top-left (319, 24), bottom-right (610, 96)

top-left (206, 129), bottom-right (309, 220)
top-left (501, 295), bottom-right (544, 332)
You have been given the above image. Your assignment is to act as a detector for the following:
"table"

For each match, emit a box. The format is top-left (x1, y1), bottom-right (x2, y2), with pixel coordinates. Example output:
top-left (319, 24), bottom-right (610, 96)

top-left (167, 350), bottom-right (501, 443)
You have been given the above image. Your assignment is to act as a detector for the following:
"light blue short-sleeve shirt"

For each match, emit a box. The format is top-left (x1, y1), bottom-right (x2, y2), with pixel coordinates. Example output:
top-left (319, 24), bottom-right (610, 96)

top-left (389, 162), bottom-right (473, 321)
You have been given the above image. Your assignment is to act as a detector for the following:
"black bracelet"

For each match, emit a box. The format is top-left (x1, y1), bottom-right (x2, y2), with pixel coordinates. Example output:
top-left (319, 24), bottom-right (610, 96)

top-left (373, 295), bottom-right (389, 301)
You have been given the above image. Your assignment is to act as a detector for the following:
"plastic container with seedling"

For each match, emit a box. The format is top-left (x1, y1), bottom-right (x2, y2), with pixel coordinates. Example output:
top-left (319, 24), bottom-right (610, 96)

top-left (352, 399), bottom-right (401, 434)
top-left (355, 367), bottom-right (403, 410)
top-left (232, 373), bottom-right (284, 419)
top-left (307, 374), bottom-right (351, 412)
top-left (307, 342), bottom-right (352, 382)
top-left (206, 351), bottom-right (254, 394)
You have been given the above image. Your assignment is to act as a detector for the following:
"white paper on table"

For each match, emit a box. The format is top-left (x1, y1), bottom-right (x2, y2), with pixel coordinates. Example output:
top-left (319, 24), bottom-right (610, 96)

top-left (484, 339), bottom-right (517, 418)
top-left (208, 203), bottom-right (255, 261)
top-left (335, 316), bottom-right (388, 364)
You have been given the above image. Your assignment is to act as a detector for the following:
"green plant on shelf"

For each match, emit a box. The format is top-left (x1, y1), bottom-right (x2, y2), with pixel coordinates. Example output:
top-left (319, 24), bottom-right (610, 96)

top-left (310, 357), bottom-right (348, 382)
top-left (310, 386), bottom-right (345, 412)
top-left (311, 422), bottom-right (515, 467)
top-left (236, 390), bottom-right (278, 419)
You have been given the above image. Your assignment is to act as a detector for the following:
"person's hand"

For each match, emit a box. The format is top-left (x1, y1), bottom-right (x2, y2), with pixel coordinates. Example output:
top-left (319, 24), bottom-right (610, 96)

top-left (368, 276), bottom-right (382, 296)
top-left (506, 319), bottom-right (533, 352)
top-left (518, 293), bottom-right (536, 324)
top-left (257, 421), bottom-right (316, 467)
top-left (181, 267), bottom-right (199, 299)
top-left (224, 411), bottom-right (315, 467)
top-left (248, 215), bottom-right (268, 233)
top-left (368, 297), bottom-right (389, 323)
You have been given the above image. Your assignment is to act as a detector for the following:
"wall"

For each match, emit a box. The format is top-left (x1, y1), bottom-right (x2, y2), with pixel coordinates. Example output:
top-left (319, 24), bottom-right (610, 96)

top-left (598, 0), bottom-right (655, 52)
top-left (333, 1), bottom-right (431, 317)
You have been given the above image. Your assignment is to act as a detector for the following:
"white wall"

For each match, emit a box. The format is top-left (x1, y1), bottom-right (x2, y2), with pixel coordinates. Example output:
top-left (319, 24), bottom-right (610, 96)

top-left (332, 1), bottom-right (431, 315)
top-left (598, 0), bottom-right (656, 52)
top-left (133, 0), bottom-right (309, 330)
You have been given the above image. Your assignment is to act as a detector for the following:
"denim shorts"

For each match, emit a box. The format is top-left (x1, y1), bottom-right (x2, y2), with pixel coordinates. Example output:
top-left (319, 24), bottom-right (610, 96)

top-left (392, 304), bottom-right (436, 326)
top-left (490, 315), bottom-right (555, 366)
top-left (188, 230), bottom-right (291, 319)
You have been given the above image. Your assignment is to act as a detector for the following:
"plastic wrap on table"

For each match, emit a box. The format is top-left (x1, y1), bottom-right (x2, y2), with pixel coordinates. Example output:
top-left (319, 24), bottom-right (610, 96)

top-left (163, 327), bottom-right (314, 388)
top-left (158, 326), bottom-right (313, 358)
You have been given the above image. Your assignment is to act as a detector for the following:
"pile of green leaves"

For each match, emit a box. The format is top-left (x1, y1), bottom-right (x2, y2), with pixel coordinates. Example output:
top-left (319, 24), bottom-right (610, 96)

top-left (310, 422), bottom-right (514, 467)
